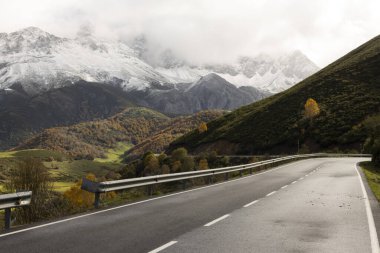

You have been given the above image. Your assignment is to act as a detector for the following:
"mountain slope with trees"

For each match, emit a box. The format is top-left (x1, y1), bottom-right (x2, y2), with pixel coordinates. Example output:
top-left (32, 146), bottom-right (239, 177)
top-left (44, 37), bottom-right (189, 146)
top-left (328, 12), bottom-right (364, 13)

top-left (124, 110), bottom-right (226, 160)
top-left (171, 35), bottom-right (380, 155)
top-left (16, 107), bottom-right (170, 159)
top-left (17, 108), bottom-right (225, 159)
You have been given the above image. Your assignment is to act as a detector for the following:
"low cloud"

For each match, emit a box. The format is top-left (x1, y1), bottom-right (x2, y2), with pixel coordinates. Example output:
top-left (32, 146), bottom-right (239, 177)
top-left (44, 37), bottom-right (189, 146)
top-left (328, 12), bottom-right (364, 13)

top-left (0, 0), bottom-right (379, 66)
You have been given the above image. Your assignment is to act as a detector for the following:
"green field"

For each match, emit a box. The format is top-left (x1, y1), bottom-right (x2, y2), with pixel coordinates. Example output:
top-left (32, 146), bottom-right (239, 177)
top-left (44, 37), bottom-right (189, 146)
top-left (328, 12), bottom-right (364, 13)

top-left (94, 142), bottom-right (132, 163)
top-left (0, 149), bottom-right (125, 193)
top-left (361, 162), bottom-right (380, 201)
top-left (46, 160), bottom-right (123, 181)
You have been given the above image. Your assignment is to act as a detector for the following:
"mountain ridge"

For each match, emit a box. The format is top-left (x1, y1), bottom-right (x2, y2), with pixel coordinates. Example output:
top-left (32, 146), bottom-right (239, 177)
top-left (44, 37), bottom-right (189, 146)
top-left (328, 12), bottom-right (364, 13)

top-left (1, 27), bottom-right (318, 94)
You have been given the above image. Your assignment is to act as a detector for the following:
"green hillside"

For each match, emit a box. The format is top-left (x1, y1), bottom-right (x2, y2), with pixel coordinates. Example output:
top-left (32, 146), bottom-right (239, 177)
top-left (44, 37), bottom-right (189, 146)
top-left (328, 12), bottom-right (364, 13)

top-left (171, 35), bottom-right (380, 154)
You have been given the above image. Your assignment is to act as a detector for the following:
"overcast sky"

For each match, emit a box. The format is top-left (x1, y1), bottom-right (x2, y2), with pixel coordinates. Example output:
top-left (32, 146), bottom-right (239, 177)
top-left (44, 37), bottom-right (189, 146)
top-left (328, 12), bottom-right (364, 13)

top-left (0, 0), bottom-right (379, 67)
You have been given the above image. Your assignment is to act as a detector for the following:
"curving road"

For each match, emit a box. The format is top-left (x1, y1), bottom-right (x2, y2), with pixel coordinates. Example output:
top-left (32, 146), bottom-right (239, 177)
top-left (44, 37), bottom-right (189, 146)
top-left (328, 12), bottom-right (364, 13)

top-left (0, 158), bottom-right (378, 253)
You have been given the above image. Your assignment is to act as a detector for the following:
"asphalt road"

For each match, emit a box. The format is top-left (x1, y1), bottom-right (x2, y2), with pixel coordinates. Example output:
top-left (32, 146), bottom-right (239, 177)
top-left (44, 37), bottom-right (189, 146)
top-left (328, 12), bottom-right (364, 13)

top-left (0, 158), bottom-right (377, 253)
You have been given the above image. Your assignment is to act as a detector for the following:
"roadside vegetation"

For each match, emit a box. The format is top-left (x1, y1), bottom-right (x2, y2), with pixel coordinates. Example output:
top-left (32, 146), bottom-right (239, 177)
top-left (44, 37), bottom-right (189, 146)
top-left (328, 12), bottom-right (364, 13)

top-left (0, 146), bottom-right (270, 229)
top-left (361, 162), bottom-right (380, 201)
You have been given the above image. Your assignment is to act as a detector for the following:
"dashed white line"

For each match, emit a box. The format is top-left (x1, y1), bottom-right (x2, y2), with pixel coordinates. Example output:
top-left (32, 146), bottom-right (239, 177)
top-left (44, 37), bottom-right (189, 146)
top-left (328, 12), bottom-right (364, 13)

top-left (281, 185), bottom-right (288, 189)
top-left (291, 181), bottom-right (297, 184)
top-left (355, 164), bottom-right (379, 253)
top-left (266, 191), bottom-right (276, 197)
top-left (148, 241), bottom-right (178, 253)
top-left (0, 160), bottom-right (306, 239)
top-left (244, 200), bottom-right (259, 208)
top-left (204, 214), bottom-right (230, 227)
top-left (305, 174), bottom-right (309, 177)
top-left (299, 177), bottom-right (304, 180)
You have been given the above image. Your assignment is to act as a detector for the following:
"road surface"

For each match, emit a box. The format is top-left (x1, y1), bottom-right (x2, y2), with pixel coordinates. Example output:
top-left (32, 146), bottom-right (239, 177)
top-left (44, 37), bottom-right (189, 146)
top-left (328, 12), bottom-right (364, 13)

top-left (0, 158), bottom-right (378, 253)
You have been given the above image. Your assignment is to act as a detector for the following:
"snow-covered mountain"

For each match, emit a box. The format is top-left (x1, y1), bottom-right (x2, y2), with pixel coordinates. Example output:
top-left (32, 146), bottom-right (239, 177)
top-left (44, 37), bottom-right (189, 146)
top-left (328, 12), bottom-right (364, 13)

top-left (0, 27), bottom-right (319, 95)
top-left (0, 27), bottom-right (168, 95)
top-left (152, 51), bottom-right (319, 93)
top-left (132, 35), bottom-right (319, 93)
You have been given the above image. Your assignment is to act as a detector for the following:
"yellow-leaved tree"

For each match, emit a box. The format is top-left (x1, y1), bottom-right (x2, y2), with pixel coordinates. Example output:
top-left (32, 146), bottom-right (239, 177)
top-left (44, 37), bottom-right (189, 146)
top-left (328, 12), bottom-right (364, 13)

top-left (198, 122), bottom-right (208, 133)
top-left (64, 173), bottom-right (96, 209)
top-left (198, 159), bottom-right (209, 170)
top-left (304, 98), bottom-right (320, 119)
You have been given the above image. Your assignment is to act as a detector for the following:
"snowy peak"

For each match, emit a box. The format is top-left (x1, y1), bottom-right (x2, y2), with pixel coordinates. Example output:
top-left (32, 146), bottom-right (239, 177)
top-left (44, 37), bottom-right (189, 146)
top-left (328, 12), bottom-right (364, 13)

top-left (197, 73), bottom-right (227, 83)
top-left (154, 50), bottom-right (319, 93)
top-left (0, 27), bottom-right (170, 94)
top-left (0, 27), bottom-right (319, 96)
top-left (0, 27), bottom-right (63, 54)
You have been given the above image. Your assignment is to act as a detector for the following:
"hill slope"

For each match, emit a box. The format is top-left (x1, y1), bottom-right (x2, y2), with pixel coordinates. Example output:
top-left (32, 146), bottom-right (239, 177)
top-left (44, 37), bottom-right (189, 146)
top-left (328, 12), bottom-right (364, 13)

top-left (0, 81), bottom-right (135, 150)
top-left (16, 107), bottom-right (169, 159)
top-left (17, 108), bottom-right (225, 159)
top-left (171, 35), bottom-right (380, 154)
top-left (124, 110), bottom-right (226, 159)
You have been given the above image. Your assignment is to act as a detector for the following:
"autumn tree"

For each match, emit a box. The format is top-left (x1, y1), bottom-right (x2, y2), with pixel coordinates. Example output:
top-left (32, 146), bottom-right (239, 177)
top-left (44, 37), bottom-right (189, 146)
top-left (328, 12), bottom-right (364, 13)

top-left (64, 173), bottom-right (96, 210)
top-left (143, 153), bottom-right (160, 175)
top-left (161, 164), bottom-right (170, 174)
top-left (304, 98), bottom-right (320, 119)
top-left (182, 156), bottom-right (195, 172)
top-left (198, 159), bottom-right (209, 170)
top-left (172, 160), bottom-right (182, 173)
top-left (171, 148), bottom-right (188, 162)
top-left (171, 147), bottom-right (193, 172)
top-left (198, 122), bottom-right (208, 133)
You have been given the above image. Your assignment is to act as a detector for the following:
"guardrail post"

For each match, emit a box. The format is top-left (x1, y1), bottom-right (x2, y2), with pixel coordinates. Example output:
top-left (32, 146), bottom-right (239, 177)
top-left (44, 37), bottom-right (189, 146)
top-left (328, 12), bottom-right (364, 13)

top-left (94, 192), bottom-right (100, 209)
top-left (147, 186), bottom-right (153, 196)
top-left (239, 170), bottom-right (243, 177)
top-left (4, 208), bottom-right (11, 230)
top-left (182, 180), bottom-right (186, 190)
top-left (225, 173), bottom-right (229, 181)
top-left (249, 168), bottom-right (253, 174)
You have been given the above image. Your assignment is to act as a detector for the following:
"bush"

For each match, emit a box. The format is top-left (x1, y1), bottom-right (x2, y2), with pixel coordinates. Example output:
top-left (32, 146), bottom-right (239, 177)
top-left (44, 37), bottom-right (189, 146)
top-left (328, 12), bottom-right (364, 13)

top-left (5, 158), bottom-right (65, 223)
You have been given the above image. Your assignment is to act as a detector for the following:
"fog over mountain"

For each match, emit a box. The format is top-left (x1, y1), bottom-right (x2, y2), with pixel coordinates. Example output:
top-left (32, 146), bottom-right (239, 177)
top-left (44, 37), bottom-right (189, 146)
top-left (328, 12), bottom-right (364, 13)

top-left (0, 27), bottom-right (318, 94)
top-left (1, 0), bottom-right (379, 67)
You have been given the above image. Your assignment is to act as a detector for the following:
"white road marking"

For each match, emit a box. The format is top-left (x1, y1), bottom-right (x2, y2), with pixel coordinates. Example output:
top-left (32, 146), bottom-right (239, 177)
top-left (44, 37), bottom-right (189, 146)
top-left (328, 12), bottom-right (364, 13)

top-left (266, 191), bottom-right (276, 197)
top-left (281, 185), bottom-right (288, 189)
top-left (305, 174), bottom-right (309, 177)
top-left (244, 200), bottom-right (259, 208)
top-left (0, 159), bottom-right (314, 238)
top-left (355, 164), bottom-right (380, 253)
top-left (204, 214), bottom-right (230, 227)
top-left (299, 177), bottom-right (304, 180)
top-left (148, 241), bottom-right (178, 253)
top-left (291, 181), bottom-right (297, 184)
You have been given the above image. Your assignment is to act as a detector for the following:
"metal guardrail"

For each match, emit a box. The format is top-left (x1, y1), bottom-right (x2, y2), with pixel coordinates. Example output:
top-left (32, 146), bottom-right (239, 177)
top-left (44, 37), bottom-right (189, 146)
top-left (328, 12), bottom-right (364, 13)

top-left (0, 191), bottom-right (32, 230)
top-left (81, 153), bottom-right (371, 208)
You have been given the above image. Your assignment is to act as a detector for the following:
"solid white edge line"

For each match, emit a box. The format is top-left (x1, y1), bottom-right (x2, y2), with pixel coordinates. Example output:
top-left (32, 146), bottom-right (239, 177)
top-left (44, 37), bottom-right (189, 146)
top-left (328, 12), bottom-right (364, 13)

top-left (281, 185), bottom-right (288, 189)
top-left (204, 214), bottom-right (230, 227)
top-left (148, 241), bottom-right (178, 253)
top-left (266, 191), bottom-right (276, 197)
top-left (291, 181), bottom-right (297, 184)
top-left (355, 164), bottom-right (380, 253)
top-left (299, 177), bottom-right (304, 180)
top-left (0, 159), bottom-right (310, 238)
top-left (244, 200), bottom-right (259, 208)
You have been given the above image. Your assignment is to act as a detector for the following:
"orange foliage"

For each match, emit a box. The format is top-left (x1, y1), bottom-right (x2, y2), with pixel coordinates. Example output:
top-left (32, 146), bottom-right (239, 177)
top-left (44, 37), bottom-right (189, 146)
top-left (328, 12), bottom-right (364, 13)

top-left (304, 98), bottom-right (320, 119)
